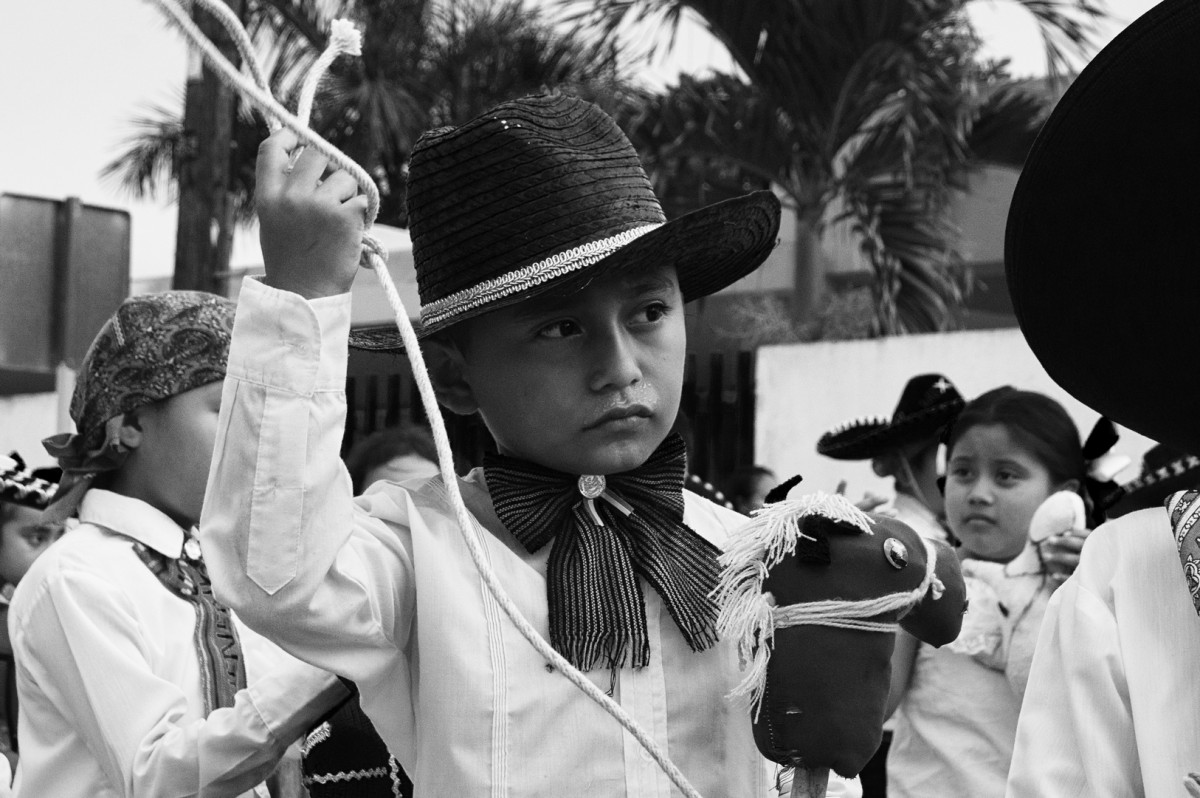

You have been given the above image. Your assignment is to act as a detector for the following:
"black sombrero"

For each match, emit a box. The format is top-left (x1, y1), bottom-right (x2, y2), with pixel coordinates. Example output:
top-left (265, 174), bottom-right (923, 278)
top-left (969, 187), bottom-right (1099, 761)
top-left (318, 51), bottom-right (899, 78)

top-left (1005, 0), bottom-right (1200, 456)
top-left (348, 93), bottom-right (781, 349)
top-left (1101, 443), bottom-right (1200, 518)
top-left (816, 374), bottom-right (965, 461)
top-left (0, 452), bottom-right (61, 511)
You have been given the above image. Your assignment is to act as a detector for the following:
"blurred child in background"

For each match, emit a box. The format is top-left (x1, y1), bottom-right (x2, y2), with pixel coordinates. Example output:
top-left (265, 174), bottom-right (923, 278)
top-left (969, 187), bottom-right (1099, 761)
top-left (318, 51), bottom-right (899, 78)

top-left (886, 387), bottom-right (1089, 797)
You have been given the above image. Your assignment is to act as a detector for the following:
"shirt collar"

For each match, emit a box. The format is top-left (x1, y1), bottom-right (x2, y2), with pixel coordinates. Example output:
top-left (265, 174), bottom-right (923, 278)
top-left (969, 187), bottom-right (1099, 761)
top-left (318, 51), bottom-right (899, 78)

top-left (76, 489), bottom-right (187, 559)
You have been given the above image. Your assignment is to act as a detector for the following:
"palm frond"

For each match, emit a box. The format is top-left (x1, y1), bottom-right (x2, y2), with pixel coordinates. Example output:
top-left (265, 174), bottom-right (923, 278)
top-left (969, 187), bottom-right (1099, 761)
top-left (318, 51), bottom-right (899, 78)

top-left (100, 101), bottom-right (187, 202)
top-left (966, 82), bottom-right (1051, 167)
top-left (987, 0), bottom-right (1106, 81)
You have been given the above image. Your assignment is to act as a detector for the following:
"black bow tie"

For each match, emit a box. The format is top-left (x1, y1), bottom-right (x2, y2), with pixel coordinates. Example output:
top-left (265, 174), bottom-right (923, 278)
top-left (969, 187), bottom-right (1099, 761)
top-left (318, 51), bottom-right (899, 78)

top-left (484, 433), bottom-right (721, 672)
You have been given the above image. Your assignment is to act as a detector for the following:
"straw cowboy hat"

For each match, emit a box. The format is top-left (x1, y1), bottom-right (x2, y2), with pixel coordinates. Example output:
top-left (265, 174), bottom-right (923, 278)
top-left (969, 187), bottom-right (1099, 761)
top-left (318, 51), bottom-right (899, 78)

top-left (348, 93), bottom-right (781, 348)
top-left (1005, 0), bottom-right (1200, 456)
top-left (816, 374), bottom-right (965, 461)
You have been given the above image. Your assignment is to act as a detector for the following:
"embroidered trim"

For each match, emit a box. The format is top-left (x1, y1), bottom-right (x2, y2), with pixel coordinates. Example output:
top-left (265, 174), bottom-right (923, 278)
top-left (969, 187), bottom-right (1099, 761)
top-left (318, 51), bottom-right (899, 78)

top-left (301, 721), bottom-right (331, 756)
top-left (304, 766), bottom-right (390, 784)
top-left (419, 224), bottom-right (662, 327)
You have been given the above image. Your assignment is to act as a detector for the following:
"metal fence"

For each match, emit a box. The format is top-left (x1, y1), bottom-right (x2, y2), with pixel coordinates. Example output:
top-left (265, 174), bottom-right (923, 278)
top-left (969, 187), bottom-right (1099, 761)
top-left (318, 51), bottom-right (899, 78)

top-left (343, 351), bottom-right (758, 489)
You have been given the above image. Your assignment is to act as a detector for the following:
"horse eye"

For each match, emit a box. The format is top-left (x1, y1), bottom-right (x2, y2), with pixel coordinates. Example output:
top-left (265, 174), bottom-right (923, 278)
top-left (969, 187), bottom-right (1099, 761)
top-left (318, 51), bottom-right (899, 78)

top-left (883, 538), bottom-right (909, 569)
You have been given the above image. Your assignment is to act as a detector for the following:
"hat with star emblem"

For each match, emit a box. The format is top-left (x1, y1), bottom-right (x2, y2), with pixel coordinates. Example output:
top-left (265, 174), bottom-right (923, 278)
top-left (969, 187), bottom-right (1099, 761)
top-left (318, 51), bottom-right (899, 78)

top-left (817, 374), bottom-right (965, 461)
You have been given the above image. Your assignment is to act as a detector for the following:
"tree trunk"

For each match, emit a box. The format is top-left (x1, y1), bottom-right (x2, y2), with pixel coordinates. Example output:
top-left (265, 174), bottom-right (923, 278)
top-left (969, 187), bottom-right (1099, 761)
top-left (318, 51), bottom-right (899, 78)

top-left (173, 0), bottom-right (245, 294)
top-left (791, 209), bottom-right (825, 325)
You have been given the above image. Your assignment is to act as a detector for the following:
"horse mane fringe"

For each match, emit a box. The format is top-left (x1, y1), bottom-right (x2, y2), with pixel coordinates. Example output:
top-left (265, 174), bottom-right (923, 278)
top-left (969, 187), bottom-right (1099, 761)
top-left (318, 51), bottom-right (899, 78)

top-left (713, 492), bottom-right (874, 716)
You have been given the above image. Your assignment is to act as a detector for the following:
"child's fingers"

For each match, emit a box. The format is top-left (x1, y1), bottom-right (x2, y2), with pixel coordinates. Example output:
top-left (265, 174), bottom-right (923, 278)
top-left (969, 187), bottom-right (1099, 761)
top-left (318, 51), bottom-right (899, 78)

top-left (289, 144), bottom-right (331, 190)
top-left (256, 129), bottom-right (300, 195)
top-left (318, 170), bottom-right (362, 203)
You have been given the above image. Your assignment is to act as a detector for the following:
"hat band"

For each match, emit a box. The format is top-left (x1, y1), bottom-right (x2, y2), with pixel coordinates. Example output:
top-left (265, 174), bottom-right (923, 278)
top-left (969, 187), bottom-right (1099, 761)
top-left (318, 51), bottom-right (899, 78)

top-left (419, 224), bottom-right (662, 329)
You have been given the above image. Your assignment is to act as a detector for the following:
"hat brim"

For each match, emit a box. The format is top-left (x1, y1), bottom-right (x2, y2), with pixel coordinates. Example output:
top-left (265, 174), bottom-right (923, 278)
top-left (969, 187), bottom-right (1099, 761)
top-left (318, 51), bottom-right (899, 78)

top-left (348, 190), bottom-right (781, 351)
top-left (1005, 0), bottom-right (1200, 455)
top-left (817, 400), bottom-right (964, 461)
top-left (1103, 460), bottom-right (1200, 517)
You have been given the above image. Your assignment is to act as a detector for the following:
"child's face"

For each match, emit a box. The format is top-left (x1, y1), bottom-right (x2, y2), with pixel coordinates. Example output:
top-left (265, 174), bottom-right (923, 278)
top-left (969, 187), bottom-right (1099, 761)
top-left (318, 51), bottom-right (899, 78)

top-left (0, 504), bottom-right (60, 585)
top-left (454, 263), bottom-right (685, 475)
top-left (127, 381), bottom-right (224, 529)
top-left (944, 424), bottom-right (1061, 562)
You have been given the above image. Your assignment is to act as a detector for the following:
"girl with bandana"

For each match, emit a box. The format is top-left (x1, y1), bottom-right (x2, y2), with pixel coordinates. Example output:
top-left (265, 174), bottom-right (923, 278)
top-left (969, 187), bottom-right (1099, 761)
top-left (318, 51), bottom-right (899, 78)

top-left (7, 292), bottom-right (351, 798)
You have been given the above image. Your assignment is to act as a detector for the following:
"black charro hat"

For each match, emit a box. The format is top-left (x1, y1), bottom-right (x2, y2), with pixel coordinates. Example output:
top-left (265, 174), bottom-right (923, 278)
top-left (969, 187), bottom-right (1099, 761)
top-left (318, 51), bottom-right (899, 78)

top-left (0, 452), bottom-right (60, 511)
top-left (348, 93), bottom-right (781, 349)
top-left (1005, 0), bottom-right (1200, 456)
top-left (1102, 444), bottom-right (1200, 518)
top-left (816, 374), bottom-right (965, 461)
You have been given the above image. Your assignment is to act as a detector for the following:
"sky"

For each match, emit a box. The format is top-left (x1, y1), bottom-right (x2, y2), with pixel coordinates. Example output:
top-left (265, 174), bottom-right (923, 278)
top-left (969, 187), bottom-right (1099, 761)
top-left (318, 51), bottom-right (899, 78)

top-left (0, 0), bottom-right (1160, 282)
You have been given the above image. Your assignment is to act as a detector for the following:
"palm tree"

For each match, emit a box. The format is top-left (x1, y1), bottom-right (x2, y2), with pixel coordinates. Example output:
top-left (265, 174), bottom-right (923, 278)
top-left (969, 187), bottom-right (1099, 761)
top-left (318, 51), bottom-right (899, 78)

top-left (571, 0), bottom-right (1105, 335)
top-left (104, 0), bottom-right (638, 286)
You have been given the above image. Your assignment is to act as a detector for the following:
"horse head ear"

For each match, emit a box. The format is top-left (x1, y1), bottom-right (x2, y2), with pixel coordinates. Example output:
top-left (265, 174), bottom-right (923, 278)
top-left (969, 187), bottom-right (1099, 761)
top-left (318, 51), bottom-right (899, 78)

top-left (764, 474), bottom-right (804, 505)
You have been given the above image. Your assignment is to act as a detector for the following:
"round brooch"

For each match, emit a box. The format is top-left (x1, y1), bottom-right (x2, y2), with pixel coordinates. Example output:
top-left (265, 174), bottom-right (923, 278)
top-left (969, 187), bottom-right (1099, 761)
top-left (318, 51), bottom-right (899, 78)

top-left (883, 538), bottom-right (909, 570)
top-left (578, 474), bottom-right (606, 499)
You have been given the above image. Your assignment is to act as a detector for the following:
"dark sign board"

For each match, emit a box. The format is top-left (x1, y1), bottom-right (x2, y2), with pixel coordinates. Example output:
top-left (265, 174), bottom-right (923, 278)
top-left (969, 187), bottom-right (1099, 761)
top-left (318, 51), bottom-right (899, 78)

top-left (0, 194), bottom-right (130, 389)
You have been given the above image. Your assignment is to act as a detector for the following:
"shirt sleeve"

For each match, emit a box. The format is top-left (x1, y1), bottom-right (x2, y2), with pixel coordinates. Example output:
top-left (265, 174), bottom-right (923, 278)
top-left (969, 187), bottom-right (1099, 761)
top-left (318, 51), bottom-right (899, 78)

top-left (198, 278), bottom-right (417, 686)
top-left (1005, 577), bottom-right (1138, 798)
top-left (11, 565), bottom-right (349, 797)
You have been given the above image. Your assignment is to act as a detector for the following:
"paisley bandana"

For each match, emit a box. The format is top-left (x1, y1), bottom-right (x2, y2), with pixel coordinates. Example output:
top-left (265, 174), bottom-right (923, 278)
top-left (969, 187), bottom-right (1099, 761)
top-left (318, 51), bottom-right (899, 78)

top-left (41, 291), bottom-right (235, 521)
top-left (1165, 490), bottom-right (1200, 613)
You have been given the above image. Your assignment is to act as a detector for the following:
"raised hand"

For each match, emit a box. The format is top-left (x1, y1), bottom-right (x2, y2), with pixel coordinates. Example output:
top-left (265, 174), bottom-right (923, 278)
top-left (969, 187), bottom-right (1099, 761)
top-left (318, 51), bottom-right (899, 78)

top-left (256, 128), bottom-right (369, 299)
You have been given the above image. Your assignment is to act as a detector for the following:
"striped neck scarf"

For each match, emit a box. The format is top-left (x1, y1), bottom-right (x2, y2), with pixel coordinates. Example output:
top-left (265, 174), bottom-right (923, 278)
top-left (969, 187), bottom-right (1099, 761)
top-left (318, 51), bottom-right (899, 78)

top-left (484, 433), bottom-right (721, 672)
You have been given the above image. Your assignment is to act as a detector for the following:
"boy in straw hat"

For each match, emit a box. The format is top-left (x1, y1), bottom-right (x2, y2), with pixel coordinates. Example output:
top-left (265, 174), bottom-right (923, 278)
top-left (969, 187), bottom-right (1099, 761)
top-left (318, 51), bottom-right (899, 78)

top-left (7, 292), bottom-right (350, 798)
top-left (198, 93), bottom-right (864, 795)
top-left (998, 0), bottom-right (1200, 794)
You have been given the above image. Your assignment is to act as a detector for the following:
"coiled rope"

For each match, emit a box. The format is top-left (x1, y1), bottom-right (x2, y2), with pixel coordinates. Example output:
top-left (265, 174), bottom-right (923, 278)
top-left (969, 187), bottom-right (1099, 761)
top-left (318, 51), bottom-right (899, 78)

top-left (147, 2), bottom-right (702, 795)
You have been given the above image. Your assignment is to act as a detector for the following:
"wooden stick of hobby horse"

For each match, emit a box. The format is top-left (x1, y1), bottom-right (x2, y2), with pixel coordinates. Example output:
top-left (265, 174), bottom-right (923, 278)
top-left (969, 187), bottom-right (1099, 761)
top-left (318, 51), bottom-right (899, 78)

top-left (790, 766), bottom-right (829, 798)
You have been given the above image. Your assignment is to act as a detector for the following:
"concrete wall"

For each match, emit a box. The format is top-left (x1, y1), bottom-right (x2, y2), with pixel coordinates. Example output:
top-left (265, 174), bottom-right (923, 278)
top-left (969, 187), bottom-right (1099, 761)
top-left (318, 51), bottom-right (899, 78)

top-left (755, 329), bottom-right (1154, 500)
top-left (0, 391), bottom-right (59, 469)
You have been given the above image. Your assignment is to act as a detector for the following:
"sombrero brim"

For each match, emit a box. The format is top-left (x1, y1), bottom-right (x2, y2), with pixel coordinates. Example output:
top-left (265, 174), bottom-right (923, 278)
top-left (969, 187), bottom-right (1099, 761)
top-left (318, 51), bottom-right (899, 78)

top-left (348, 190), bottom-right (781, 351)
top-left (1103, 455), bottom-right (1200, 517)
top-left (816, 399), bottom-right (964, 461)
top-left (1005, 0), bottom-right (1200, 455)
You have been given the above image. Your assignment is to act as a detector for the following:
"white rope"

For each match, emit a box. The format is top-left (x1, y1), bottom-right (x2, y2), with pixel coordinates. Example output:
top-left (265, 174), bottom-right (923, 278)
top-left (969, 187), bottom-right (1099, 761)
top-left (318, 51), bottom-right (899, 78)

top-left (147, 3), bottom-right (703, 795)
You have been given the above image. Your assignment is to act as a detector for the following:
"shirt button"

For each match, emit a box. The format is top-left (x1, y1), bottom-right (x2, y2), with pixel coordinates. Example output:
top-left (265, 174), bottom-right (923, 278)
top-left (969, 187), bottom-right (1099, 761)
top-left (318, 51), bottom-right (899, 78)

top-left (639, 746), bottom-right (654, 763)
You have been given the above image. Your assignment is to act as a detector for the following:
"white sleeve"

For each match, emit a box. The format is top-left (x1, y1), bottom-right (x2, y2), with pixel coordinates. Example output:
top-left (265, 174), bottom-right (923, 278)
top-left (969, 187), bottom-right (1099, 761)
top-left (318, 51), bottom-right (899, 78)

top-left (1006, 578), bottom-right (1138, 797)
top-left (11, 565), bottom-right (347, 797)
top-left (199, 277), bottom-right (417, 686)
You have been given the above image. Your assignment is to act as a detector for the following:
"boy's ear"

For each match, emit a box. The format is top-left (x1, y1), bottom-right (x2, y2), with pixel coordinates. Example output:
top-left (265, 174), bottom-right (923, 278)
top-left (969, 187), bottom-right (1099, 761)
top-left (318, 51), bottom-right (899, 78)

top-left (115, 411), bottom-right (145, 451)
top-left (421, 337), bottom-right (479, 416)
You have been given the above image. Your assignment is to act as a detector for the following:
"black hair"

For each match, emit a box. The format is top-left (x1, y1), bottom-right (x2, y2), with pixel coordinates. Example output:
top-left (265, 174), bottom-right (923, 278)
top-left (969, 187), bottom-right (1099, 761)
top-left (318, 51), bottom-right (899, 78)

top-left (343, 423), bottom-right (438, 494)
top-left (946, 386), bottom-right (1085, 491)
top-left (724, 465), bottom-right (776, 506)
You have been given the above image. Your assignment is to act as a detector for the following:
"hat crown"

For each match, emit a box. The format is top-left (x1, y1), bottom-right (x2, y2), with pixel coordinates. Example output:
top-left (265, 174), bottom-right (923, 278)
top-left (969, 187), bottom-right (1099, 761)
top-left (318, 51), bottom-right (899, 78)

top-left (407, 94), bottom-right (666, 314)
top-left (892, 374), bottom-right (962, 422)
